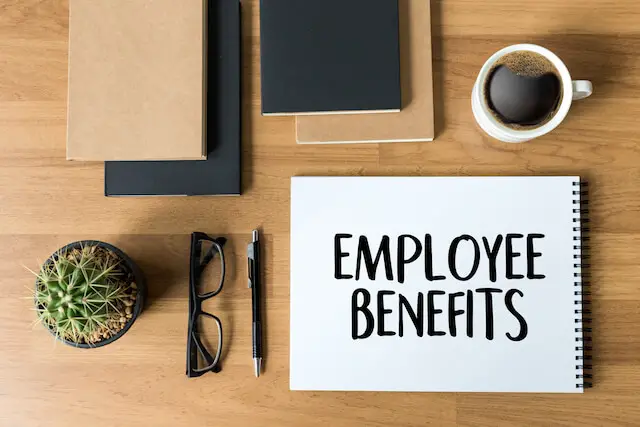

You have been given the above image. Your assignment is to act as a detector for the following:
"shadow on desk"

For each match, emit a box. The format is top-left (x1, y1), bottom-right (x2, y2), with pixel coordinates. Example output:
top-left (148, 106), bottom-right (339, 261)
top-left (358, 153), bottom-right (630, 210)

top-left (533, 33), bottom-right (635, 118)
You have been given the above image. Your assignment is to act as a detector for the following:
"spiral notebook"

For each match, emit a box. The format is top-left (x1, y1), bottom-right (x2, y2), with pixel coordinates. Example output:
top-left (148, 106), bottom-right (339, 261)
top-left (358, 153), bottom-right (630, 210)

top-left (290, 177), bottom-right (591, 392)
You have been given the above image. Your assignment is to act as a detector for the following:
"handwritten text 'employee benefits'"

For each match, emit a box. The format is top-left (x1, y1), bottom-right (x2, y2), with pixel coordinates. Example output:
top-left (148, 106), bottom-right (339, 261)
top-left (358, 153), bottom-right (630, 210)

top-left (334, 233), bottom-right (547, 342)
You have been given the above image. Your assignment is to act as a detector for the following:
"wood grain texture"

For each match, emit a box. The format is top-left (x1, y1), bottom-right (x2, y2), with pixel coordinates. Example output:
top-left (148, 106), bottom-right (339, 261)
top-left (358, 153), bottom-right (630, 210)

top-left (0, 0), bottom-right (639, 425)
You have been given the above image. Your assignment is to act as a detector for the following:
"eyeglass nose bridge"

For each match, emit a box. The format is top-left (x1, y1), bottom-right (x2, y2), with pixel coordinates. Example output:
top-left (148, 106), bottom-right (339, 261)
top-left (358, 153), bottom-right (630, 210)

top-left (194, 296), bottom-right (204, 313)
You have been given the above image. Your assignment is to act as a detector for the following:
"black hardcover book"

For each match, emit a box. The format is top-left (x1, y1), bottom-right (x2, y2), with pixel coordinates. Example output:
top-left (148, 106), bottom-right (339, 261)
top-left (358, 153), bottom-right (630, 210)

top-left (260, 0), bottom-right (401, 116)
top-left (105, 0), bottom-right (241, 196)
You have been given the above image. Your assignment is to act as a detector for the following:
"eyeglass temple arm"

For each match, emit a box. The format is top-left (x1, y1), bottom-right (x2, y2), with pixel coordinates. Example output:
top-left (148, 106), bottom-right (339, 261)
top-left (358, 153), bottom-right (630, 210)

top-left (200, 238), bottom-right (227, 266)
top-left (192, 331), bottom-right (216, 367)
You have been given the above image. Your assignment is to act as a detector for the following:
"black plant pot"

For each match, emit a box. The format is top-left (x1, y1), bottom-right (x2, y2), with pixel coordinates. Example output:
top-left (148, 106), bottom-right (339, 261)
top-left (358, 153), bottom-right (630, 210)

top-left (35, 240), bottom-right (147, 349)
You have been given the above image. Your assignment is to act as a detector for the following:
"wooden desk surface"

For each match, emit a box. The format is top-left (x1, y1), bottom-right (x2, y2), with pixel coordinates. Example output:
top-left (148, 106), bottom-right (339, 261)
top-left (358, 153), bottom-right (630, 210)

top-left (2, 0), bottom-right (640, 425)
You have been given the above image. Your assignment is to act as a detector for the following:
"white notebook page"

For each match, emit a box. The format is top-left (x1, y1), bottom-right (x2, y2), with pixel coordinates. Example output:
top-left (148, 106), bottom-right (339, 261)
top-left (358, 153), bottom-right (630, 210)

top-left (290, 176), bottom-right (583, 393)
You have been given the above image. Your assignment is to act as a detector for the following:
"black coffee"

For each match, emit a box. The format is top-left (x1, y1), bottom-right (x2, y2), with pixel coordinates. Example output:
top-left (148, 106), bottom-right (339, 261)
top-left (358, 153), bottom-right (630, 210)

top-left (484, 51), bottom-right (562, 129)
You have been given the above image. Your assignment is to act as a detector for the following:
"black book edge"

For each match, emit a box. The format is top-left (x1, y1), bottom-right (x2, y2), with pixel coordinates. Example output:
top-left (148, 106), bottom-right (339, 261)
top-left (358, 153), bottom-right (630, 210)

top-left (573, 179), bottom-right (592, 390)
top-left (261, 108), bottom-right (402, 117)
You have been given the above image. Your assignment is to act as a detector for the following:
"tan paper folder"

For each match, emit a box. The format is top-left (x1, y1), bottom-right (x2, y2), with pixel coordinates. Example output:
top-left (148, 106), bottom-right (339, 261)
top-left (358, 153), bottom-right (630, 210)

top-left (67, 0), bottom-right (206, 161)
top-left (295, 0), bottom-right (434, 144)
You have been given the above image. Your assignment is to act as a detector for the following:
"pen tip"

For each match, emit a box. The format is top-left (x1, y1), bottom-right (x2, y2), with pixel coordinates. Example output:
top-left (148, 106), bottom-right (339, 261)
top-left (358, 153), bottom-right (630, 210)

top-left (254, 358), bottom-right (262, 378)
top-left (252, 230), bottom-right (259, 241)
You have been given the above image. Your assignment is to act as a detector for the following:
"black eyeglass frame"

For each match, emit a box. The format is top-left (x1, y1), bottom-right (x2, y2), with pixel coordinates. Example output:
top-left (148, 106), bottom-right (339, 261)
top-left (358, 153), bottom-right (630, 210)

top-left (186, 232), bottom-right (227, 378)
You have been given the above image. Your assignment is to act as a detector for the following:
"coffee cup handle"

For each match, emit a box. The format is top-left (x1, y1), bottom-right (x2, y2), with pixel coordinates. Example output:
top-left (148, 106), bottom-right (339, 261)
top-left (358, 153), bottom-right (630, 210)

top-left (572, 80), bottom-right (593, 101)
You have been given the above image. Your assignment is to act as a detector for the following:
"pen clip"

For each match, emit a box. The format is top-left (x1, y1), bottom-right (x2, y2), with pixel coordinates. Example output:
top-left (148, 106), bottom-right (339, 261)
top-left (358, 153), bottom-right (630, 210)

top-left (247, 243), bottom-right (254, 289)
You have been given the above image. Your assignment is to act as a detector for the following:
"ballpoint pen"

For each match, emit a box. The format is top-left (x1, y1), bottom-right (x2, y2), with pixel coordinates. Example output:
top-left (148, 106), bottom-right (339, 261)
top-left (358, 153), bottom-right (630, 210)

top-left (248, 230), bottom-right (263, 378)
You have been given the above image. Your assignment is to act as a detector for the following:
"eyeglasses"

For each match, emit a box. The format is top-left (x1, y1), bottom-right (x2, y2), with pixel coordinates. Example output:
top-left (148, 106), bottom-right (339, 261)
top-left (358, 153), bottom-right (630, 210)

top-left (187, 232), bottom-right (226, 378)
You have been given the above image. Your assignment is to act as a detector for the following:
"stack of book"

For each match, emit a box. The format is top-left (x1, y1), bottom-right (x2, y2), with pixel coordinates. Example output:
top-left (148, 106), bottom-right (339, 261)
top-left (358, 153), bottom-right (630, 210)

top-left (66, 0), bottom-right (434, 196)
top-left (66, 0), bottom-right (242, 196)
top-left (260, 0), bottom-right (434, 144)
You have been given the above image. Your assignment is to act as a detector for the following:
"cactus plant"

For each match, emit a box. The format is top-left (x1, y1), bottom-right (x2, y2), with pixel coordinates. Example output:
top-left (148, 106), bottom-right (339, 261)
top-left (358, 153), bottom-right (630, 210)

top-left (33, 244), bottom-right (139, 346)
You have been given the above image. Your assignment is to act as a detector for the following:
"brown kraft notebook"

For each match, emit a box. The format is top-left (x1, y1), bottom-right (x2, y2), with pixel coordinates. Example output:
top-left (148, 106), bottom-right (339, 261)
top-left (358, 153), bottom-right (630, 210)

top-left (295, 0), bottom-right (434, 144)
top-left (67, 0), bottom-right (206, 161)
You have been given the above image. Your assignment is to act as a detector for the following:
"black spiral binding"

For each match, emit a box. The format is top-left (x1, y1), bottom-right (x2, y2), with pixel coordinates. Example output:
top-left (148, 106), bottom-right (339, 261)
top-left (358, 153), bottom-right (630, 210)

top-left (573, 180), bottom-right (592, 389)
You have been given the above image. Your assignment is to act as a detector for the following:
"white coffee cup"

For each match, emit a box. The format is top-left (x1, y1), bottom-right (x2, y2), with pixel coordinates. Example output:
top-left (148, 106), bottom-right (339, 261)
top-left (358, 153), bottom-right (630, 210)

top-left (472, 44), bottom-right (593, 143)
